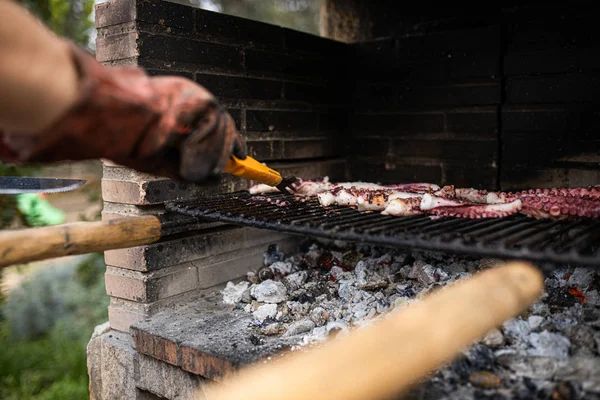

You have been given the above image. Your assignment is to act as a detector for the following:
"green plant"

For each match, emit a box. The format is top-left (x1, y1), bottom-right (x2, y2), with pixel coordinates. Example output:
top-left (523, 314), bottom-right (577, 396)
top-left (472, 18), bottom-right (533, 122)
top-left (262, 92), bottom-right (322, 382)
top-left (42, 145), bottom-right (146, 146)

top-left (18, 0), bottom-right (95, 48)
top-left (0, 253), bottom-right (109, 399)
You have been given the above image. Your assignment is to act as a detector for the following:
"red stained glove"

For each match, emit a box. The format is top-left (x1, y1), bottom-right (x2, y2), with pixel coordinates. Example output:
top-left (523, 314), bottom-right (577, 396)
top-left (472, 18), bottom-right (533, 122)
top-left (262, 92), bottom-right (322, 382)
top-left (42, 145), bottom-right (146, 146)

top-left (0, 43), bottom-right (246, 183)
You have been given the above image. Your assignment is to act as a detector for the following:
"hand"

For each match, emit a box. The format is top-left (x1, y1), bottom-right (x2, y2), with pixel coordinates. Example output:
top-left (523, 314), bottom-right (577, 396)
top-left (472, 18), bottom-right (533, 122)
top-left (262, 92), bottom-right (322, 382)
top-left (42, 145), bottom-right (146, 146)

top-left (0, 42), bottom-right (247, 183)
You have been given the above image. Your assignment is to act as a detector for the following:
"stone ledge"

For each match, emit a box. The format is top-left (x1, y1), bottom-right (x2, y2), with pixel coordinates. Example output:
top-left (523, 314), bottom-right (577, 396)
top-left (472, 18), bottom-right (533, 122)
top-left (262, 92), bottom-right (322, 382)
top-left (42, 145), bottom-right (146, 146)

top-left (130, 290), bottom-right (300, 382)
top-left (87, 329), bottom-right (209, 400)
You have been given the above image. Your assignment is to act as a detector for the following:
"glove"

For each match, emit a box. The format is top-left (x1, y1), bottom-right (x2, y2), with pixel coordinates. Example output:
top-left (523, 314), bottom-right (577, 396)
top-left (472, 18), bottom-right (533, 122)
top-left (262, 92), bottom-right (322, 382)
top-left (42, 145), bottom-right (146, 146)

top-left (0, 42), bottom-right (247, 183)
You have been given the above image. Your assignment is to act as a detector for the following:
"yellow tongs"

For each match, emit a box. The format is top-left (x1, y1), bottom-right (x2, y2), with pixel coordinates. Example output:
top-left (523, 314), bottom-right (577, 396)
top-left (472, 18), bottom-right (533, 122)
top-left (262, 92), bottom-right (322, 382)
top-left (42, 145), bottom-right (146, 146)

top-left (223, 155), bottom-right (298, 193)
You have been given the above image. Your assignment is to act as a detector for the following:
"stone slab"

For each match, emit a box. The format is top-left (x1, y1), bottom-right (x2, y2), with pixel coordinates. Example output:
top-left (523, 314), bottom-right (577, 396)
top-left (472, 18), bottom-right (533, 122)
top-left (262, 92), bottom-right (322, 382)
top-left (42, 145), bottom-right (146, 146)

top-left (131, 290), bottom-right (301, 382)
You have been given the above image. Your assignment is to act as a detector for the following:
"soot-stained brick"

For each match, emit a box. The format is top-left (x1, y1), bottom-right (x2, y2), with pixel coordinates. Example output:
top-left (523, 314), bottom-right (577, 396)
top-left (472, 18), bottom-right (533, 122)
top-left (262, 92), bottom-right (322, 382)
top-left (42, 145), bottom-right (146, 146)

top-left (246, 110), bottom-right (317, 132)
top-left (353, 113), bottom-right (444, 135)
top-left (446, 110), bottom-right (498, 135)
top-left (136, 0), bottom-right (194, 30)
top-left (506, 75), bottom-right (600, 104)
top-left (195, 8), bottom-right (283, 48)
top-left (138, 33), bottom-right (242, 70)
top-left (196, 74), bottom-right (282, 100)
top-left (351, 160), bottom-right (442, 184)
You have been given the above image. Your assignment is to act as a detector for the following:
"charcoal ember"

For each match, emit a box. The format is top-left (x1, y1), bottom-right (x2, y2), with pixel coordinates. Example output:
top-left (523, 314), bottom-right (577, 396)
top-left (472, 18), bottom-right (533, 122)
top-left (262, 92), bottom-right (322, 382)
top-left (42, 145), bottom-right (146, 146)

top-left (309, 306), bottom-right (329, 326)
top-left (250, 279), bottom-right (287, 303)
top-left (527, 315), bottom-right (544, 331)
top-left (554, 357), bottom-right (600, 394)
top-left (329, 266), bottom-right (353, 282)
top-left (221, 281), bottom-right (250, 305)
top-left (547, 288), bottom-right (579, 309)
top-left (260, 323), bottom-right (286, 336)
top-left (283, 319), bottom-right (315, 337)
top-left (283, 271), bottom-right (308, 292)
top-left (358, 281), bottom-right (388, 291)
top-left (569, 325), bottom-right (597, 355)
top-left (300, 245), bottom-right (321, 269)
top-left (450, 344), bottom-right (495, 380)
top-left (252, 303), bottom-right (277, 323)
top-left (257, 266), bottom-right (275, 282)
top-left (585, 290), bottom-right (600, 307)
top-left (527, 330), bottom-right (571, 360)
top-left (409, 261), bottom-right (447, 286)
top-left (482, 328), bottom-right (505, 348)
top-left (260, 261), bottom-right (293, 282)
top-left (479, 258), bottom-right (504, 269)
top-left (247, 333), bottom-right (264, 346)
top-left (502, 318), bottom-right (531, 348)
top-left (240, 288), bottom-right (252, 303)
top-left (531, 302), bottom-right (550, 317)
top-left (263, 244), bottom-right (284, 266)
top-left (317, 252), bottom-right (339, 270)
top-left (551, 381), bottom-right (579, 400)
top-left (568, 268), bottom-right (595, 290)
top-left (496, 354), bottom-right (563, 380)
top-left (582, 307), bottom-right (600, 323)
top-left (542, 309), bottom-right (580, 333)
top-left (223, 241), bottom-right (599, 399)
top-left (246, 271), bottom-right (259, 284)
top-left (287, 301), bottom-right (310, 317)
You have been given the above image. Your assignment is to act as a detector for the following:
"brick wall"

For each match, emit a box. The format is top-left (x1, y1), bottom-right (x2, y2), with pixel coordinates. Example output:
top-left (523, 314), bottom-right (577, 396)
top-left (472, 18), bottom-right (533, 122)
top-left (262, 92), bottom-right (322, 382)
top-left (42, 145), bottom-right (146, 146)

top-left (95, 0), bottom-right (348, 332)
top-left (350, 24), bottom-right (502, 189)
top-left (502, 11), bottom-right (600, 190)
top-left (95, 1), bottom-right (600, 331)
top-left (348, 7), bottom-right (600, 190)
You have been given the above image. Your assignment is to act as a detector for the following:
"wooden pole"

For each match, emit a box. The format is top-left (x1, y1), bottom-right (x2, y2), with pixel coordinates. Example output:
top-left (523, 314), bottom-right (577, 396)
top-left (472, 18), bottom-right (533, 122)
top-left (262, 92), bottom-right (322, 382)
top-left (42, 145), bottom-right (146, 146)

top-left (200, 261), bottom-right (544, 400)
top-left (0, 215), bottom-right (161, 268)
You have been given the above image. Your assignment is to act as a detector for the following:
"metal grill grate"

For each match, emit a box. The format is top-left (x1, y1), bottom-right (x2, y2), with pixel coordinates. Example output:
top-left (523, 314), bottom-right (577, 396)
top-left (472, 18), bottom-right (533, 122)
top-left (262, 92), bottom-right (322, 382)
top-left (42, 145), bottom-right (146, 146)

top-left (166, 191), bottom-right (600, 268)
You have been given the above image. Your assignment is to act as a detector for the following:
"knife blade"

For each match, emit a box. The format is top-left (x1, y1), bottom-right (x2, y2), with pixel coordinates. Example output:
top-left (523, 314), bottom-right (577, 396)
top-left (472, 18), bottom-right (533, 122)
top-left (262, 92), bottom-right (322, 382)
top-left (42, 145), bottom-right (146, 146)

top-left (0, 176), bottom-right (86, 194)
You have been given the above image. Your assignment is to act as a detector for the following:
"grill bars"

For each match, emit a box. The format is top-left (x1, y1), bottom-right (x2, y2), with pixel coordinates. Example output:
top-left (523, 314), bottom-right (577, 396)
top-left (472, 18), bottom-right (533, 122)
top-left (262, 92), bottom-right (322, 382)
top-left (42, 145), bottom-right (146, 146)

top-left (166, 191), bottom-right (600, 268)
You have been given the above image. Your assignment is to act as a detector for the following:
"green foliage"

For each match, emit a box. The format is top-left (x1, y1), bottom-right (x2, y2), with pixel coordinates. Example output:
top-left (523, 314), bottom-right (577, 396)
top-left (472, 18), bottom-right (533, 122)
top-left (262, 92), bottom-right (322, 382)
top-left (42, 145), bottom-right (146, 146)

top-left (18, 0), bottom-right (95, 47)
top-left (3, 253), bottom-right (108, 340)
top-left (0, 253), bottom-right (108, 399)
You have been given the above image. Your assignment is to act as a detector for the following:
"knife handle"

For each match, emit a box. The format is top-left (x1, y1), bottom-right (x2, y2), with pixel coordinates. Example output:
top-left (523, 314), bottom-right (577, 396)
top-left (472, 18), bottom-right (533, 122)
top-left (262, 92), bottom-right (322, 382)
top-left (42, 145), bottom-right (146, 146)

top-left (223, 155), bottom-right (283, 187)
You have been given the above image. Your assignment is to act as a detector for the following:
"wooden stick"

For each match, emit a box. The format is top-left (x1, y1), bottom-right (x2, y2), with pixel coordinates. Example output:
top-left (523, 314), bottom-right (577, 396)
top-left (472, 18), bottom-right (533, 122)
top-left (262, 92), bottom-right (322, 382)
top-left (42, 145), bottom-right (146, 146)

top-left (0, 215), bottom-right (161, 268)
top-left (200, 261), bottom-right (544, 400)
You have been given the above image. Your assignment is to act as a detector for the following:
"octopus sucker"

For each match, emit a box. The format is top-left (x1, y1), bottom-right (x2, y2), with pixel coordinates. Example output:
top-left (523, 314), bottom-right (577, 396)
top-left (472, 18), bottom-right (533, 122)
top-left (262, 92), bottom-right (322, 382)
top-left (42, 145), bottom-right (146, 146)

top-left (519, 195), bottom-right (600, 220)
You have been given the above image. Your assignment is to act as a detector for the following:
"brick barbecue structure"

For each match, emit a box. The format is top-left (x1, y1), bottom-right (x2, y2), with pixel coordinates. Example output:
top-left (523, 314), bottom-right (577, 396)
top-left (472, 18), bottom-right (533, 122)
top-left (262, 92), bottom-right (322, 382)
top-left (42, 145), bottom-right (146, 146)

top-left (87, 1), bottom-right (600, 399)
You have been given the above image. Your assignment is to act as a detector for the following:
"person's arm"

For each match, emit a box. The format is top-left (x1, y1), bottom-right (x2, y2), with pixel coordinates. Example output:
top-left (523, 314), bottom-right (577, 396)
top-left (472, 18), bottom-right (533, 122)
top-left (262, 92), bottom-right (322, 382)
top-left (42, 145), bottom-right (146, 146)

top-left (0, 0), bottom-right (78, 134)
top-left (0, 0), bottom-right (246, 184)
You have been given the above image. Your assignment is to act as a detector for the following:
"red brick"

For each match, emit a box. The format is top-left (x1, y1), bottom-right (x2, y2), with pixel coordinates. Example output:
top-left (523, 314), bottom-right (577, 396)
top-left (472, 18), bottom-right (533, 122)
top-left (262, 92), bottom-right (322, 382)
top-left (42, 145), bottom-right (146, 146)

top-left (180, 346), bottom-right (236, 382)
top-left (132, 327), bottom-right (179, 366)
top-left (108, 305), bottom-right (147, 333)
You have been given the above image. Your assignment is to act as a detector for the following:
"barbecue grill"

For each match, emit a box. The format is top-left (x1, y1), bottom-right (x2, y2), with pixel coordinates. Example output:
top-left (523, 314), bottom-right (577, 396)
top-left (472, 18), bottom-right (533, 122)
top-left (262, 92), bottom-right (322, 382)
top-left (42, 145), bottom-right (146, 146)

top-left (166, 191), bottom-right (600, 269)
top-left (87, 2), bottom-right (600, 399)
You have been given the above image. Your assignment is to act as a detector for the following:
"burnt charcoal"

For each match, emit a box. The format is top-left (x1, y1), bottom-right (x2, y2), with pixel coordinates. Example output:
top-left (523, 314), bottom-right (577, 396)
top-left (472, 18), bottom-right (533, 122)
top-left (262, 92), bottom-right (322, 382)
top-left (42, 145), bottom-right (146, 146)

top-left (291, 290), bottom-right (315, 304)
top-left (247, 333), bottom-right (264, 346)
top-left (263, 244), bottom-right (284, 266)
top-left (472, 390), bottom-right (507, 400)
top-left (551, 381), bottom-right (580, 400)
top-left (582, 307), bottom-right (600, 323)
top-left (222, 240), bottom-right (599, 400)
top-left (547, 288), bottom-right (579, 309)
top-left (569, 325), bottom-right (597, 355)
top-left (399, 380), bottom-right (450, 400)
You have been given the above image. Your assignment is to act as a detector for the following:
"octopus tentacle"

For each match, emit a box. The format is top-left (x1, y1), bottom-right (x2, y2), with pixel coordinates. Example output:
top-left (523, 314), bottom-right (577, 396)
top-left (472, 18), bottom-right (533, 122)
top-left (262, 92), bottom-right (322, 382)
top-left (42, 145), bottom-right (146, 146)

top-left (519, 195), bottom-right (600, 220)
top-left (381, 198), bottom-right (423, 216)
top-left (425, 200), bottom-right (523, 219)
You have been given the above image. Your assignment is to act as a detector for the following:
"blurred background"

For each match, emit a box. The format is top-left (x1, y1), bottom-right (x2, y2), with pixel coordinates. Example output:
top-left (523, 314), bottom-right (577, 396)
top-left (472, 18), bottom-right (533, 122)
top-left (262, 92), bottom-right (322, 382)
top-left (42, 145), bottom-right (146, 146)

top-left (0, 1), bottom-right (321, 398)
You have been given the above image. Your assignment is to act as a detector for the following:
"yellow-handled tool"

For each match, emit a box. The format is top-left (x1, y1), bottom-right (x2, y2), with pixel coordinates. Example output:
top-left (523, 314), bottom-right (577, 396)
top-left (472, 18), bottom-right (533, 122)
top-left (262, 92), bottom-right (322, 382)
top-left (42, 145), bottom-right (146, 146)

top-left (223, 155), bottom-right (298, 193)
